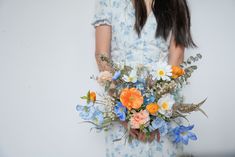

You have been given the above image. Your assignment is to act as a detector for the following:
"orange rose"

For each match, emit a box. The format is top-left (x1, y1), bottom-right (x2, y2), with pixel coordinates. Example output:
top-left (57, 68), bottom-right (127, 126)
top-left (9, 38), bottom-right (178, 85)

top-left (146, 103), bottom-right (159, 115)
top-left (172, 66), bottom-right (185, 79)
top-left (89, 91), bottom-right (96, 102)
top-left (120, 88), bottom-right (143, 110)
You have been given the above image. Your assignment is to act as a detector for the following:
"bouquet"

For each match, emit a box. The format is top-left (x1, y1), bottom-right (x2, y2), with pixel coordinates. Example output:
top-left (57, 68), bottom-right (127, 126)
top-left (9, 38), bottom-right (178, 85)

top-left (76, 53), bottom-right (207, 145)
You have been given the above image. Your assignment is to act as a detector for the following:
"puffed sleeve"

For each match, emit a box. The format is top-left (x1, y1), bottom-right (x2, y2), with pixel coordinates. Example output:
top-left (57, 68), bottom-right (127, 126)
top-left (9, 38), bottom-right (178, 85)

top-left (91, 0), bottom-right (112, 27)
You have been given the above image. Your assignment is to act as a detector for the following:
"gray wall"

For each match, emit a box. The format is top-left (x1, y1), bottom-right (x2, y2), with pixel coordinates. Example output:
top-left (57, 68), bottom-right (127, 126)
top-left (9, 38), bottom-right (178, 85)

top-left (0, 0), bottom-right (235, 157)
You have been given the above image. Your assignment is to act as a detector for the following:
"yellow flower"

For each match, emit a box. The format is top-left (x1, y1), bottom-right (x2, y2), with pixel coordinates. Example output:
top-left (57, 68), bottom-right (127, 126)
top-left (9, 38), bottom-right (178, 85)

top-left (146, 103), bottom-right (159, 115)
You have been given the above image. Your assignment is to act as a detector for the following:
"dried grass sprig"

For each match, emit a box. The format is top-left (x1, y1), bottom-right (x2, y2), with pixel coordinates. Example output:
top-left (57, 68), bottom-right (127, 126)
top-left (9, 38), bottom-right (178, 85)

top-left (172, 98), bottom-right (208, 118)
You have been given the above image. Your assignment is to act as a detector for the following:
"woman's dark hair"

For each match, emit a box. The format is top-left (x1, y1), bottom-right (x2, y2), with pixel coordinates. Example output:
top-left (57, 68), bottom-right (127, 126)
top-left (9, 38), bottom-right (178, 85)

top-left (133, 0), bottom-right (197, 48)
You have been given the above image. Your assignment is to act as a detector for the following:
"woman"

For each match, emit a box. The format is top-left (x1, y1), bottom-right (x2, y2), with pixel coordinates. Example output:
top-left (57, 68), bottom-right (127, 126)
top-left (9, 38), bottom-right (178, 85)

top-left (91, 0), bottom-right (196, 156)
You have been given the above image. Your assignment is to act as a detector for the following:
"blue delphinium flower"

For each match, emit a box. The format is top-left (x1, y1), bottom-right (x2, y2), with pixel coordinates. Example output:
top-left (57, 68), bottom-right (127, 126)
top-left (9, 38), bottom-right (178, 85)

top-left (144, 95), bottom-right (155, 106)
top-left (135, 81), bottom-right (145, 91)
top-left (172, 125), bottom-right (197, 145)
top-left (112, 71), bottom-right (121, 80)
top-left (149, 117), bottom-right (168, 136)
top-left (76, 104), bottom-right (104, 125)
top-left (76, 104), bottom-right (84, 112)
top-left (137, 76), bottom-right (146, 83)
top-left (76, 105), bottom-right (96, 120)
top-left (114, 102), bottom-right (127, 121)
top-left (93, 109), bottom-right (104, 125)
top-left (158, 122), bottom-right (168, 136)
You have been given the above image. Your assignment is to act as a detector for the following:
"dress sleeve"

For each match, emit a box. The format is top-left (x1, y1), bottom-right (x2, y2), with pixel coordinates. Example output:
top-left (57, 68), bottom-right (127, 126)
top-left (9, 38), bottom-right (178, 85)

top-left (91, 0), bottom-right (112, 27)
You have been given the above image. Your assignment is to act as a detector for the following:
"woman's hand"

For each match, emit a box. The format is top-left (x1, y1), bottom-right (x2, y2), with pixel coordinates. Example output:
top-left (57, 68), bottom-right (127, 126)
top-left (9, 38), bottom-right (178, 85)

top-left (148, 130), bottom-right (158, 142)
top-left (137, 130), bottom-right (157, 142)
top-left (119, 121), bottom-right (157, 142)
top-left (119, 121), bottom-right (139, 139)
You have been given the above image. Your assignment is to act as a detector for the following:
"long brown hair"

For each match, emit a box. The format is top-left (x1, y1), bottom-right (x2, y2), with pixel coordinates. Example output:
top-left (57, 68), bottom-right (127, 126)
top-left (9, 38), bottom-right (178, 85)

top-left (133, 0), bottom-right (196, 48)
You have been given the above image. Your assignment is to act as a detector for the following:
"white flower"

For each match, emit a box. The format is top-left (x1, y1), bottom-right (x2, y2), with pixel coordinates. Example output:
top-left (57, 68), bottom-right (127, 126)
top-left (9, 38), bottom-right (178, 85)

top-left (157, 93), bottom-right (175, 117)
top-left (122, 69), bottom-right (138, 83)
top-left (116, 63), bottom-right (125, 70)
top-left (151, 62), bottom-right (172, 81)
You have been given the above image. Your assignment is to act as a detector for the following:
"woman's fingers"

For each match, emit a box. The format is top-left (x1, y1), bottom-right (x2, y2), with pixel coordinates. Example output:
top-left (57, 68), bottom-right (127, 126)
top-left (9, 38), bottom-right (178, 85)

top-left (129, 129), bottom-right (139, 138)
top-left (129, 131), bottom-right (137, 138)
top-left (127, 128), bottom-right (156, 143)
top-left (138, 132), bottom-right (147, 142)
top-left (138, 132), bottom-right (143, 141)
top-left (148, 132), bottom-right (155, 142)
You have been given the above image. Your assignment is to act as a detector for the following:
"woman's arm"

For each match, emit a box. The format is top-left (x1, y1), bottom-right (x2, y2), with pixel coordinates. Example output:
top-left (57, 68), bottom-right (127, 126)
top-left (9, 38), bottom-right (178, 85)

top-left (95, 25), bottom-right (113, 72)
top-left (168, 35), bottom-right (185, 66)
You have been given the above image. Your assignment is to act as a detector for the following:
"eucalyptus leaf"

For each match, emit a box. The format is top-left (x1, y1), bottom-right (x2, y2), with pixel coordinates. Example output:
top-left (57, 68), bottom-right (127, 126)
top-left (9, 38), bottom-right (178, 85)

top-left (80, 96), bottom-right (87, 99)
top-left (197, 53), bottom-right (202, 59)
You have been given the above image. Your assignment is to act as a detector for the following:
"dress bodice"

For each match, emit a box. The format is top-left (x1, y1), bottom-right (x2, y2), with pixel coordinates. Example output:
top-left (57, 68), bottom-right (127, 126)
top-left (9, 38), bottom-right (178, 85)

top-left (91, 0), bottom-right (172, 67)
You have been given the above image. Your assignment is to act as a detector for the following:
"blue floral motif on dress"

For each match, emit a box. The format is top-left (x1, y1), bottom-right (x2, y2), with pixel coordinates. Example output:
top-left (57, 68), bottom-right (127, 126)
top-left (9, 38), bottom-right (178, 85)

top-left (91, 0), bottom-right (183, 156)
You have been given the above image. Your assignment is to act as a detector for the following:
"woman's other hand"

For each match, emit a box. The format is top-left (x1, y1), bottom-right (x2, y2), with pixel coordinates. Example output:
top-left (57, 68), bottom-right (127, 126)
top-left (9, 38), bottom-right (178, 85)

top-left (119, 120), bottom-right (157, 143)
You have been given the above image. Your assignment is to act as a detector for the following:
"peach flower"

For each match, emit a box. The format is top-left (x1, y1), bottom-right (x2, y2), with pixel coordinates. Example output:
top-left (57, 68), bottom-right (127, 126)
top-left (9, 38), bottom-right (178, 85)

top-left (120, 88), bottom-right (143, 110)
top-left (130, 110), bottom-right (150, 129)
top-left (97, 71), bottom-right (113, 86)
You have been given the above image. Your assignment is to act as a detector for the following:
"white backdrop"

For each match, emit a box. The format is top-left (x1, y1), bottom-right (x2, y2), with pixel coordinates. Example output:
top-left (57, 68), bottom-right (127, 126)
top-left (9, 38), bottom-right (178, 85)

top-left (0, 0), bottom-right (235, 157)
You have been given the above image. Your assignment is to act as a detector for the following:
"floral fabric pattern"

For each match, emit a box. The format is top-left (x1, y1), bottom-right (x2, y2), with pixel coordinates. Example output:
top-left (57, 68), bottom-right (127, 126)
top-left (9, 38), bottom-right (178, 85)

top-left (91, 0), bottom-right (183, 156)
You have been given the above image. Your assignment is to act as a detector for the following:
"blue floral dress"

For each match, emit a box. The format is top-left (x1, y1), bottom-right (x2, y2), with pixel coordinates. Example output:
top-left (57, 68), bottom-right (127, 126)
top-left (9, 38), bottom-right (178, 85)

top-left (91, 0), bottom-right (183, 156)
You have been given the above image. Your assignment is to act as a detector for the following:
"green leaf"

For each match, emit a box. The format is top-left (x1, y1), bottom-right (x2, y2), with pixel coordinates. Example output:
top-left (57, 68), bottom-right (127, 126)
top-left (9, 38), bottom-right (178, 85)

top-left (84, 106), bottom-right (89, 112)
top-left (80, 96), bottom-right (87, 99)
top-left (190, 65), bottom-right (198, 70)
top-left (86, 90), bottom-right (91, 103)
top-left (104, 128), bottom-right (109, 131)
top-left (197, 53), bottom-right (202, 59)
top-left (104, 82), bottom-right (111, 92)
